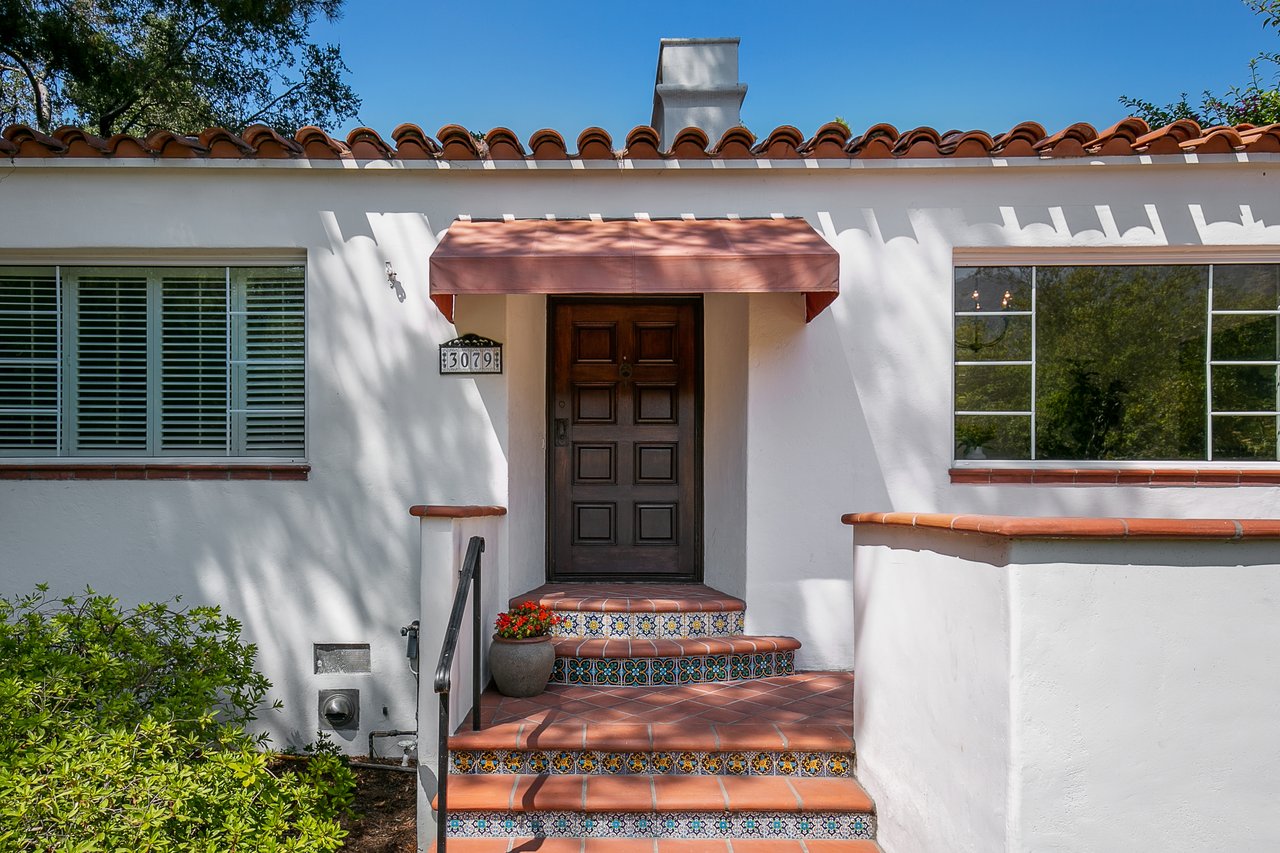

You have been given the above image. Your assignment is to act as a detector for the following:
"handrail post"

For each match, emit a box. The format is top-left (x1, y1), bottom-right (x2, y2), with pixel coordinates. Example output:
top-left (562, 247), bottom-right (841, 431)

top-left (472, 541), bottom-right (483, 731)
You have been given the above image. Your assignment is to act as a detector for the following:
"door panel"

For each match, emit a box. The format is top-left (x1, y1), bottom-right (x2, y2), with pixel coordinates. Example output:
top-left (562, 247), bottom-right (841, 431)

top-left (549, 300), bottom-right (701, 580)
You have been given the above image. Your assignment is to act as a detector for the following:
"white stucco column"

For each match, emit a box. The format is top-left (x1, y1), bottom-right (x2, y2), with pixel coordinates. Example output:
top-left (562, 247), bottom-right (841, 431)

top-left (415, 514), bottom-right (453, 852)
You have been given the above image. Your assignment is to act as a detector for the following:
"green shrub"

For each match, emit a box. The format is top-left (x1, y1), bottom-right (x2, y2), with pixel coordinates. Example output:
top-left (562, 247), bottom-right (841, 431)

top-left (0, 586), bottom-right (356, 852)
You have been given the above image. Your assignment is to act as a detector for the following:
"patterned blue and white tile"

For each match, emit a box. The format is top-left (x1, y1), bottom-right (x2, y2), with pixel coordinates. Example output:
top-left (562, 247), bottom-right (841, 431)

top-left (445, 810), bottom-right (876, 839)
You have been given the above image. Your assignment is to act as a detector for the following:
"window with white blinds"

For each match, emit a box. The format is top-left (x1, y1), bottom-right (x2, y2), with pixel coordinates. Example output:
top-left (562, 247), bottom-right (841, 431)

top-left (0, 265), bottom-right (305, 458)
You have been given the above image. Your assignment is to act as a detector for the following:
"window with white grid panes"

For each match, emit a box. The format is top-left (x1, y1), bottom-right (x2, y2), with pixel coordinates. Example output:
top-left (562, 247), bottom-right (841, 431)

top-left (955, 264), bottom-right (1278, 462)
top-left (0, 265), bottom-right (304, 458)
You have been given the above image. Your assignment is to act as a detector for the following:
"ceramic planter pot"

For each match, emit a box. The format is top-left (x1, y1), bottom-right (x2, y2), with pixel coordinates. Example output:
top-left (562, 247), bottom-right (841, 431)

top-left (488, 634), bottom-right (555, 697)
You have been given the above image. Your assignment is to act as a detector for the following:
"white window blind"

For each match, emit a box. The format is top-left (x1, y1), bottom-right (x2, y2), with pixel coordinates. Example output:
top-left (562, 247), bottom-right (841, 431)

top-left (0, 264), bottom-right (304, 458)
top-left (0, 267), bottom-right (60, 451)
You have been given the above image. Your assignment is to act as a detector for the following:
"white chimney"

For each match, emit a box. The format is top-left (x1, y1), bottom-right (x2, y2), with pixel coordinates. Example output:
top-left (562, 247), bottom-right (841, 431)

top-left (651, 38), bottom-right (747, 151)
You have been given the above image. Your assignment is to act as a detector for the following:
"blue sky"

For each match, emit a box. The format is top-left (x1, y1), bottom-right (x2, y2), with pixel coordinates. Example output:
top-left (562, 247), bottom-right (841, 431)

top-left (314, 1), bottom-right (1277, 141)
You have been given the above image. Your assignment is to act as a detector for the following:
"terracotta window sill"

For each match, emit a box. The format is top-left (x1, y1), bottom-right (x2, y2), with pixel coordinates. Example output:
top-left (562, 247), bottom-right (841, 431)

top-left (409, 505), bottom-right (508, 519)
top-left (0, 463), bottom-right (309, 481)
top-left (842, 512), bottom-right (1280, 540)
top-left (950, 467), bottom-right (1280, 486)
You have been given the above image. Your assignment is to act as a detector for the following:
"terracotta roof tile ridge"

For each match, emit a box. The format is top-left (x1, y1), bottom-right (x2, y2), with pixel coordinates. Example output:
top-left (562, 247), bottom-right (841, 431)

top-left (1186, 125), bottom-right (1244, 154)
top-left (1135, 118), bottom-right (1202, 154)
top-left (105, 132), bottom-right (153, 158)
top-left (436, 123), bottom-right (481, 160)
top-left (390, 123), bottom-right (440, 159)
top-left (51, 126), bottom-right (111, 157)
top-left (893, 126), bottom-right (944, 158)
top-left (484, 126), bottom-right (526, 160)
top-left (528, 128), bottom-right (568, 160)
top-left (346, 126), bottom-right (394, 159)
top-left (4, 124), bottom-right (67, 156)
top-left (576, 126), bottom-right (615, 160)
top-left (990, 121), bottom-right (1046, 157)
top-left (938, 129), bottom-right (996, 157)
top-left (670, 126), bottom-right (711, 158)
top-left (712, 125), bottom-right (755, 159)
top-left (1087, 118), bottom-right (1149, 155)
top-left (1034, 122), bottom-right (1096, 157)
top-left (751, 124), bottom-right (804, 159)
top-left (242, 124), bottom-right (304, 158)
top-left (146, 129), bottom-right (209, 158)
top-left (622, 125), bottom-right (662, 160)
top-left (846, 122), bottom-right (898, 159)
top-left (199, 127), bottom-right (255, 157)
top-left (294, 125), bottom-right (350, 159)
top-left (801, 121), bottom-right (852, 158)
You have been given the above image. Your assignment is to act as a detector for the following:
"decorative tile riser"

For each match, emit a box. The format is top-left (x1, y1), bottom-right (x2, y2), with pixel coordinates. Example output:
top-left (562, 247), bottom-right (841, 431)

top-left (551, 610), bottom-right (744, 639)
top-left (551, 651), bottom-right (794, 686)
top-left (444, 810), bottom-right (876, 840)
top-left (451, 749), bottom-right (853, 777)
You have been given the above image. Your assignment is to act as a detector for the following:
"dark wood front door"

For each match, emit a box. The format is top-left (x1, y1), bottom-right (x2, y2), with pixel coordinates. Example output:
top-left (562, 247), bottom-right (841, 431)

top-left (548, 299), bottom-right (702, 581)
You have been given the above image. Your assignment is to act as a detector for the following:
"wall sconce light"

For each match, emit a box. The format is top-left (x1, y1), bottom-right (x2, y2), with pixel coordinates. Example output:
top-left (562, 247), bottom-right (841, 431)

top-left (385, 261), bottom-right (400, 289)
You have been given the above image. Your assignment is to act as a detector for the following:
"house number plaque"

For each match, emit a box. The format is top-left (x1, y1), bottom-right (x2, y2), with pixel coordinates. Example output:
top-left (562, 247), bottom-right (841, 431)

top-left (439, 334), bottom-right (503, 374)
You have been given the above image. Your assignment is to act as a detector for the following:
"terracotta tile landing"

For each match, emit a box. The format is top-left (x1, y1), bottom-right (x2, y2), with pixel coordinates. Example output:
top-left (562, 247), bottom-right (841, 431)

top-left (514, 583), bottom-right (745, 613)
top-left (452, 672), bottom-right (853, 750)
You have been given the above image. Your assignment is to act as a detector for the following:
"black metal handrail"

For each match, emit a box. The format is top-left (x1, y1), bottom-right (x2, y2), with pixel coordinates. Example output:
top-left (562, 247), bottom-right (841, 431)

top-left (433, 534), bottom-right (484, 853)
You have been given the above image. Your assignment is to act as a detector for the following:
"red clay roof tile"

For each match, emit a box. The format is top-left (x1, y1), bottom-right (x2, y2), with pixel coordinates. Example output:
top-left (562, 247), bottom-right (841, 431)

top-left (801, 121), bottom-right (851, 158)
top-left (390, 123), bottom-right (439, 158)
top-left (483, 126), bottom-right (525, 160)
top-left (847, 123), bottom-right (897, 158)
top-left (576, 126), bottom-right (615, 160)
top-left (670, 126), bottom-right (710, 158)
top-left (712, 125), bottom-right (755, 159)
top-left (5, 117), bottom-right (1279, 164)
top-left (528, 128), bottom-right (568, 160)
top-left (436, 124), bottom-right (480, 160)
top-left (752, 124), bottom-right (803, 159)
top-left (622, 125), bottom-right (661, 159)
top-left (346, 127), bottom-right (393, 159)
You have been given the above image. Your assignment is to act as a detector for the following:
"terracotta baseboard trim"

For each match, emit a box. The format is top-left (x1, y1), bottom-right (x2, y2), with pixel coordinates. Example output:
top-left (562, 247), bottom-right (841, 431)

top-left (0, 464), bottom-right (309, 481)
top-left (950, 467), bottom-right (1280, 486)
top-left (842, 511), bottom-right (1280, 540)
top-left (409, 505), bottom-right (508, 519)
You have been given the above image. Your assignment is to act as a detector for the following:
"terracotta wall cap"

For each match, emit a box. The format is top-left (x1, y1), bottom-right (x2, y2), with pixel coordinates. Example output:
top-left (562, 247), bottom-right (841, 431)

top-left (242, 124), bottom-right (303, 158)
top-left (622, 125), bottom-right (662, 160)
top-left (751, 124), bottom-right (803, 159)
top-left (712, 125), bottom-right (756, 159)
top-left (528, 128), bottom-right (568, 160)
top-left (390, 123), bottom-right (440, 159)
top-left (802, 121), bottom-right (851, 158)
top-left (52, 126), bottom-right (111, 156)
top-left (484, 126), bottom-right (526, 160)
top-left (669, 126), bottom-right (710, 158)
top-left (346, 127), bottom-right (394, 159)
top-left (893, 126), bottom-right (943, 158)
top-left (576, 126), bottom-right (616, 160)
top-left (409, 505), bottom-right (509, 519)
top-left (436, 124), bottom-right (481, 160)
top-left (5, 115), bottom-right (1276, 164)
top-left (841, 511), bottom-right (1280, 540)
top-left (200, 127), bottom-right (255, 157)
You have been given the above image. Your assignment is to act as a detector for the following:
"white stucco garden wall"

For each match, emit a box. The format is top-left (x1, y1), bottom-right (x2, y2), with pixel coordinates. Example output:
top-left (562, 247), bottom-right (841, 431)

top-left (853, 527), bottom-right (1280, 853)
top-left (2, 155), bottom-right (1280, 751)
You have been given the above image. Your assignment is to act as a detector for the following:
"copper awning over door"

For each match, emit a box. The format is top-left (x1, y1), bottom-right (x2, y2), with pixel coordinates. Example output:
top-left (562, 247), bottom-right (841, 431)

top-left (428, 217), bottom-right (840, 322)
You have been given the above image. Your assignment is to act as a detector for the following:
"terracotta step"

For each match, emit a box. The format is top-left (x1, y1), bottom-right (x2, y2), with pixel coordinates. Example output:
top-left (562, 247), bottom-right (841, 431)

top-left (449, 720), bottom-right (854, 777)
top-left (515, 583), bottom-right (745, 613)
top-left (450, 721), bottom-right (853, 754)
top-left (436, 774), bottom-right (874, 813)
top-left (431, 840), bottom-right (883, 851)
top-left (518, 583), bottom-right (748, 640)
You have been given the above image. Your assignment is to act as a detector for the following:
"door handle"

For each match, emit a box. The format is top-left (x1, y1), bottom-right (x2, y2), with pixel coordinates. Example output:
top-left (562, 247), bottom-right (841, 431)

top-left (554, 418), bottom-right (568, 446)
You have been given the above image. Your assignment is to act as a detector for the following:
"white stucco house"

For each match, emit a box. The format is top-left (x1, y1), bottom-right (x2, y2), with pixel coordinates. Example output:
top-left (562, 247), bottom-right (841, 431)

top-left (2, 39), bottom-right (1279, 853)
